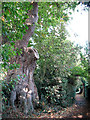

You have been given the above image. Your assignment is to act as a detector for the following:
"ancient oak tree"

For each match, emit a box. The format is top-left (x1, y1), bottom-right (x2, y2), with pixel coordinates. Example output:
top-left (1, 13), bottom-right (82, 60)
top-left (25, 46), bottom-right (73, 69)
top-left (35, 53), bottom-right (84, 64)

top-left (2, 2), bottom-right (39, 114)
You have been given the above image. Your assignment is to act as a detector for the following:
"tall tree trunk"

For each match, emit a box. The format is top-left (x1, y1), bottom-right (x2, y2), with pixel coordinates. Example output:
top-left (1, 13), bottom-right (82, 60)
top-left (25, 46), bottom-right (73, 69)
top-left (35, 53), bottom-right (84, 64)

top-left (4, 2), bottom-right (39, 114)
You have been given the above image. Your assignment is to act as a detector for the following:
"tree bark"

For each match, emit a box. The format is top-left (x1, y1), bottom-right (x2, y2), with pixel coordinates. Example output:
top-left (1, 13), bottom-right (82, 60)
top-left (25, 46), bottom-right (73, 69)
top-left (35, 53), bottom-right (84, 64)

top-left (4, 2), bottom-right (39, 114)
top-left (15, 2), bottom-right (38, 49)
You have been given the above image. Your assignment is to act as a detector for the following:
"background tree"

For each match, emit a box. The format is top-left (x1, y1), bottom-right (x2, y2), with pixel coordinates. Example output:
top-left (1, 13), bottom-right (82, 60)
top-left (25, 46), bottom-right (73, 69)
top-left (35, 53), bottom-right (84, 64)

top-left (30, 2), bottom-right (82, 105)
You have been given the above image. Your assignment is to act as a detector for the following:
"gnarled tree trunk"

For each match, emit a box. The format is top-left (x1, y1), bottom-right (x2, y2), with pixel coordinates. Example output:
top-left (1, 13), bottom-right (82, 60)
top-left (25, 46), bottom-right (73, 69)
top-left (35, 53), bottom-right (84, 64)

top-left (4, 2), bottom-right (39, 114)
top-left (9, 47), bottom-right (39, 114)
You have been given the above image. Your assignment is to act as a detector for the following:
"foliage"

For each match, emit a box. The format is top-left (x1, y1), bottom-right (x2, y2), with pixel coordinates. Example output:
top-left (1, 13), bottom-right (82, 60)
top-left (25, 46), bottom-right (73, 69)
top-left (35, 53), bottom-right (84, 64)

top-left (1, 2), bottom-right (33, 70)
top-left (69, 43), bottom-right (89, 79)
top-left (2, 1), bottom-right (87, 108)
top-left (2, 73), bottom-right (22, 110)
top-left (80, 44), bottom-right (89, 81)
top-left (32, 2), bottom-right (81, 104)
top-left (2, 2), bottom-right (32, 43)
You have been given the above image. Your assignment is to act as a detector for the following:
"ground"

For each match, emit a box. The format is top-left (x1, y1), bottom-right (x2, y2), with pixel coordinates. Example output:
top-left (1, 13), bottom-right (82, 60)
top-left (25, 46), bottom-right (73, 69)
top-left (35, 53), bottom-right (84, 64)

top-left (2, 94), bottom-right (90, 119)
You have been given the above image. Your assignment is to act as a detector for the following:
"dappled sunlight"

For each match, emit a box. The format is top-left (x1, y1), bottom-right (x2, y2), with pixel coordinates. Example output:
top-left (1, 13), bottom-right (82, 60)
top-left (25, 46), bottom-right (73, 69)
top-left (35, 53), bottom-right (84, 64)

top-left (72, 114), bottom-right (83, 118)
top-left (77, 114), bottom-right (83, 118)
top-left (87, 113), bottom-right (90, 115)
top-left (72, 115), bottom-right (77, 118)
top-left (2, 94), bottom-right (90, 118)
top-left (75, 105), bottom-right (77, 107)
top-left (59, 116), bottom-right (63, 118)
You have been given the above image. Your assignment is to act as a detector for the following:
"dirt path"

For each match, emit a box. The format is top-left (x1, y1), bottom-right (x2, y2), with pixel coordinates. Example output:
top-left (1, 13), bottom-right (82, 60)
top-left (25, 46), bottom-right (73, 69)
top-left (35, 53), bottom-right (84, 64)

top-left (58, 94), bottom-right (90, 118)
top-left (37, 94), bottom-right (90, 119)
top-left (2, 94), bottom-right (90, 119)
